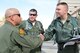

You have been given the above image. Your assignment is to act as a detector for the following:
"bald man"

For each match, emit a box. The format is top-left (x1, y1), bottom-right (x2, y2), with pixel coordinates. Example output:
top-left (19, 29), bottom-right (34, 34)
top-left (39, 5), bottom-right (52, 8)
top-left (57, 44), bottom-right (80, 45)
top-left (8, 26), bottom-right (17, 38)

top-left (0, 8), bottom-right (44, 53)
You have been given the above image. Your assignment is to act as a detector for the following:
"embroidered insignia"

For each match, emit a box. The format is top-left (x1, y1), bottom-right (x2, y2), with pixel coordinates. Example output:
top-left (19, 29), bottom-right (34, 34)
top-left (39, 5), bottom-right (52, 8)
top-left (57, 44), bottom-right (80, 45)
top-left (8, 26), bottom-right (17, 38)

top-left (19, 28), bottom-right (26, 36)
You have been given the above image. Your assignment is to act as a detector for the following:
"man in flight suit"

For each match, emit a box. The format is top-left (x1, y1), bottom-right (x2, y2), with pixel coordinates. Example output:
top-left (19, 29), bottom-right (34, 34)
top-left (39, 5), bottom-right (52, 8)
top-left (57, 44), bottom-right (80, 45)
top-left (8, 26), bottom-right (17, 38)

top-left (44, 2), bottom-right (80, 53)
top-left (19, 9), bottom-right (44, 53)
top-left (0, 8), bottom-right (44, 53)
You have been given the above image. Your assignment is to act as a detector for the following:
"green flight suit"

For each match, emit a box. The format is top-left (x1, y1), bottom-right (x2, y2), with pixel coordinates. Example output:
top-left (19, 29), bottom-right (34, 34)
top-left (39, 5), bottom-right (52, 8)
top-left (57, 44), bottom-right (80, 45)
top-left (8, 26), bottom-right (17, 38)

top-left (44, 14), bottom-right (80, 53)
top-left (19, 19), bottom-right (44, 53)
top-left (0, 21), bottom-right (43, 53)
top-left (77, 16), bottom-right (80, 27)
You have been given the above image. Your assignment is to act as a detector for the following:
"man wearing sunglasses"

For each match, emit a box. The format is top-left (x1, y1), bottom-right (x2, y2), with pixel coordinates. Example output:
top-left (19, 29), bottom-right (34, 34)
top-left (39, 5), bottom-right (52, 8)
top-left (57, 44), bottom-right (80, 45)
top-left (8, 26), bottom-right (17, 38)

top-left (0, 8), bottom-right (44, 53)
top-left (19, 9), bottom-right (44, 53)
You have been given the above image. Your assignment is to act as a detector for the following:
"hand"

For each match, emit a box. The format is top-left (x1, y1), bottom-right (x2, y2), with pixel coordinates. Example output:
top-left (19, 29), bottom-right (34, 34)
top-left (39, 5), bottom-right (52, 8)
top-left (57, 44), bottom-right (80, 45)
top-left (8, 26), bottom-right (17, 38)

top-left (39, 34), bottom-right (45, 41)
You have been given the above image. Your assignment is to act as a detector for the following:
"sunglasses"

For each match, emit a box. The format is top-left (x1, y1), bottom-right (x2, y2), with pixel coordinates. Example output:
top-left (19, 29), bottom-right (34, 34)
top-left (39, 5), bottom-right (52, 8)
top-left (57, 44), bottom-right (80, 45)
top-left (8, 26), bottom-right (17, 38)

top-left (29, 14), bottom-right (37, 16)
top-left (9, 14), bottom-right (21, 17)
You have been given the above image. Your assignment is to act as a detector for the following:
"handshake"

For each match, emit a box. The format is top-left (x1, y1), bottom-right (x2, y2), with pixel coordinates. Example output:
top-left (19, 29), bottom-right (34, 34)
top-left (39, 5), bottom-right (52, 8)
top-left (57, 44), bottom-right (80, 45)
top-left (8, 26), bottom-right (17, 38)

top-left (39, 31), bottom-right (45, 41)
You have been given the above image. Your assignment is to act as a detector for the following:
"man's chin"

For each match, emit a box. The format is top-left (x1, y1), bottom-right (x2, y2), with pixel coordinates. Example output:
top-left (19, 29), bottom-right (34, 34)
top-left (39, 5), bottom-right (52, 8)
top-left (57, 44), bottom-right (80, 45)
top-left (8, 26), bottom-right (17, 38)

top-left (30, 20), bottom-right (35, 22)
top-left (56, 15), bottom-right (59, 17)
top-left (16, 23), bottom-right (20, 26)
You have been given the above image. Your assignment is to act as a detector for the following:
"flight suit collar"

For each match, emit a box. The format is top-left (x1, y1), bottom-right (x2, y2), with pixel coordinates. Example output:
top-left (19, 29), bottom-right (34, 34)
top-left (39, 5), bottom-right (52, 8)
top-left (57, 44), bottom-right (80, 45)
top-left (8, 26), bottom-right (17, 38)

top-left (5, 21), bottom-right (18, 28)
top-left (56, 14), bottom-right (71, 23)
top-left (27, 19), bottom-right (37, 26)
top-left (5, 21), bottom-right (13, 26)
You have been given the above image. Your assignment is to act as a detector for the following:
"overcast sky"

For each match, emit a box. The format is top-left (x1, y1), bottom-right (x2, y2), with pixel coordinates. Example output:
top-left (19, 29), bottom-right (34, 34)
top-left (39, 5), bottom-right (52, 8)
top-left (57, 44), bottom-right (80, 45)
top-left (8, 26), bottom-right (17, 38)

top-left (0, 0), bottom-right (58, 29)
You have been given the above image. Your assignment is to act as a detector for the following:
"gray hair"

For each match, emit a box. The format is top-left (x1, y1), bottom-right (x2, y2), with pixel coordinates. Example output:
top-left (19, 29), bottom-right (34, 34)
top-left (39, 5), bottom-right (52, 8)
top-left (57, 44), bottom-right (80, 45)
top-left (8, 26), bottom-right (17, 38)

top-left (5, 8), bottom-right (20, 18)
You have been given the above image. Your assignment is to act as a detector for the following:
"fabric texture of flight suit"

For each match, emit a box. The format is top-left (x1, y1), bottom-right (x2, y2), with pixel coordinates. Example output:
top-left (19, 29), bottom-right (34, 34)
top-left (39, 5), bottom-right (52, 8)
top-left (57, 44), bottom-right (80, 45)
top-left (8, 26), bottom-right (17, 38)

top-left (44, 14), bottom-right (80, 53)
top-left (0, 21), bottom-right (43, 53)
top-left (19, 19), bottom-right (44, 53)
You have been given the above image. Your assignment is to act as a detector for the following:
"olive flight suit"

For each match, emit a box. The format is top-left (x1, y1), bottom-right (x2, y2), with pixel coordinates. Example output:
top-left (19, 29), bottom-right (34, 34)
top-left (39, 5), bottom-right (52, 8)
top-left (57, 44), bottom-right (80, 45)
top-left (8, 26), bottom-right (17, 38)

top-left (19, 19), bottom-right (44, 53)
top-left (0, 21), bottom-right (43, 53)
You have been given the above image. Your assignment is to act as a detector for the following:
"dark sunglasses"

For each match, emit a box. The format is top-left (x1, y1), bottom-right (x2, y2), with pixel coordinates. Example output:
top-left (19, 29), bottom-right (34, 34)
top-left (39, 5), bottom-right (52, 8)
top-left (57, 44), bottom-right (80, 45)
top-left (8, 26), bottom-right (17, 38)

top-left (9, 14), bottom-right (21, 17)
top-left (29, 14), bottom-right (37, 16)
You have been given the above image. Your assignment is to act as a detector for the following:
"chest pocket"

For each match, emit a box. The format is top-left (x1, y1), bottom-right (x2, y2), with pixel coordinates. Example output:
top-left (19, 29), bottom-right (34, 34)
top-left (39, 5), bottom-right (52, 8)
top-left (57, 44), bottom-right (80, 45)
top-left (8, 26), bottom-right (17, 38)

top-left (70, 17), bottom-right (78, 36)
top-left (70, 17), bottom-right (78, 28)
top-left (25, 21), bottom-right (42, 36)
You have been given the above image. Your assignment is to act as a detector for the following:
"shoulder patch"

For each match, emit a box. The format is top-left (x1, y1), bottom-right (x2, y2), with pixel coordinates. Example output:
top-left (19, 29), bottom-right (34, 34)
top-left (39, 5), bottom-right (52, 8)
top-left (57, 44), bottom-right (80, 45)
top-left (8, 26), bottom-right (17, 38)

top-left (19, 28), bottom-right (26, 36)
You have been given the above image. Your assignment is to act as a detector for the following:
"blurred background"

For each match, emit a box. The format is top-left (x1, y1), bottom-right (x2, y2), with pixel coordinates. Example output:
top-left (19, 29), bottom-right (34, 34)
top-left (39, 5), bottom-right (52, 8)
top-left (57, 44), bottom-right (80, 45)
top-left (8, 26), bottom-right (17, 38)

top-left (0, 0), bottom-right (80, 53)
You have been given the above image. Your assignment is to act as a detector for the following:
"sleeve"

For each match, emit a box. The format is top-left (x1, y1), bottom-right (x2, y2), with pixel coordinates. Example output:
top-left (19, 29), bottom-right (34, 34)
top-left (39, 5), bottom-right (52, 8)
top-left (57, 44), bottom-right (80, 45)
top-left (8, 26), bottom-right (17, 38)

top-left (39, 21), bottom-right (44, 34)
top-left (11, 30), bottom-right (43, 49)
top-left (73, 17), bottom-right (80, 35)
top-left (44, 20), bottom-right (56, 41)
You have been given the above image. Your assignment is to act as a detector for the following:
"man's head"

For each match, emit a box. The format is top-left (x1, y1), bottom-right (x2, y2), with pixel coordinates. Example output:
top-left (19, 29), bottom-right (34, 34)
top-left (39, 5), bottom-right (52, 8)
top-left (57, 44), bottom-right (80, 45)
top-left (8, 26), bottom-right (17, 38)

top-left (29, 9), bottom-right (37, 22)
top-left (5, 8), bottom-right (22, 25)
top-left (56, 2), bottom-right (68, 18)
